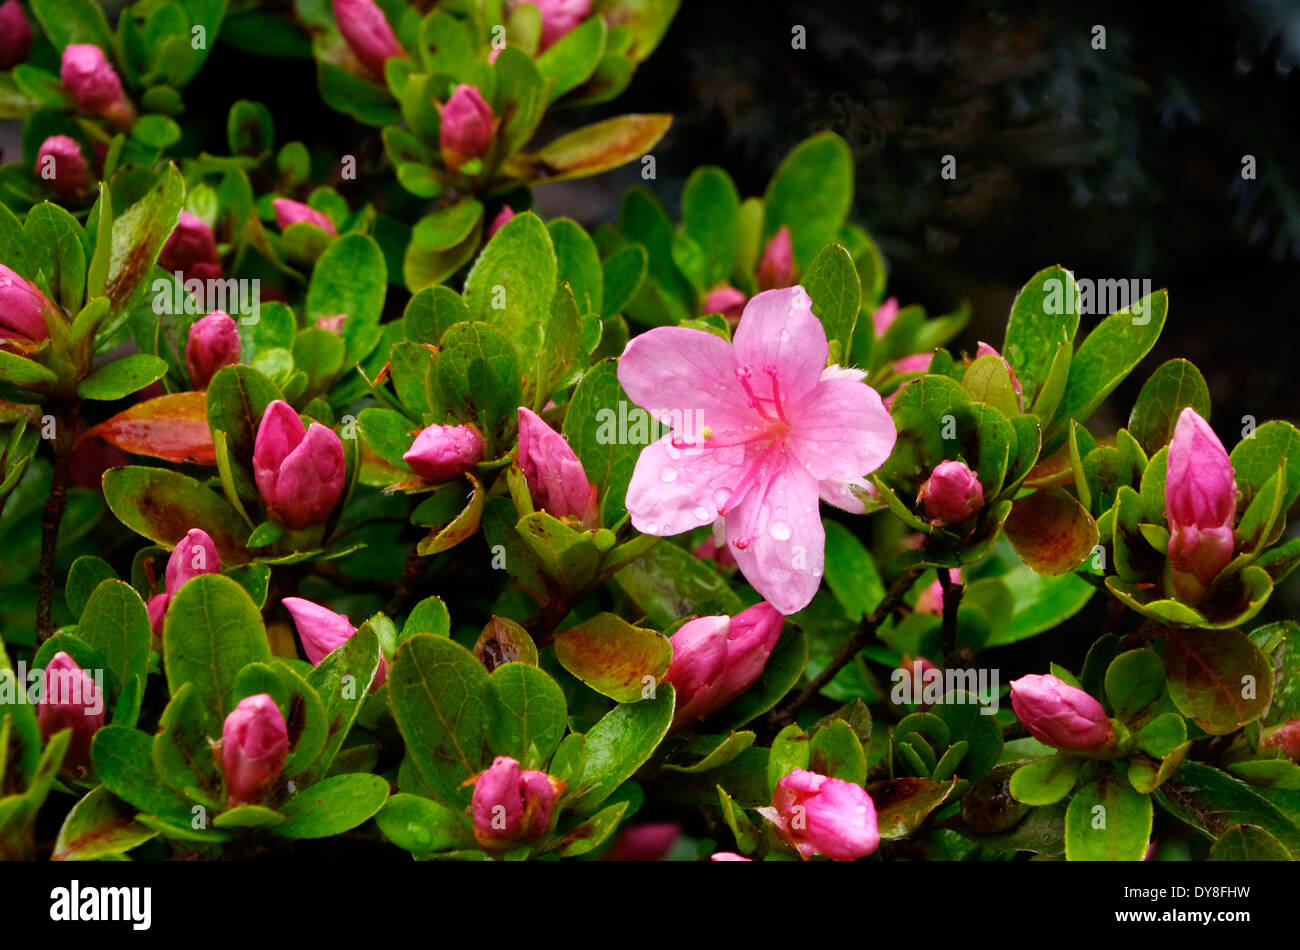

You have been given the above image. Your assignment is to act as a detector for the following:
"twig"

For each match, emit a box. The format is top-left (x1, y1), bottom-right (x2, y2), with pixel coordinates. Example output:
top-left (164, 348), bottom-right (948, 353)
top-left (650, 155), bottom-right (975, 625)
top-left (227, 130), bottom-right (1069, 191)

top-left (385, 546), bottom-right (429, 617)
top-left (768, 566), bottom-right (923, 731)
top-left (36, 401), bottom-right (77, 642)
top-left (938, 568), bottom-right (964, 668)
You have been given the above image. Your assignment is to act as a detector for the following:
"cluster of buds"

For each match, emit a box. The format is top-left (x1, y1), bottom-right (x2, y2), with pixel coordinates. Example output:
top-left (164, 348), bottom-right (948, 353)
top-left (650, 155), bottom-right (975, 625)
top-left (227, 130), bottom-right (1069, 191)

top-left (282, 596), bottom-right (388, 687)
top-left (253, 400), bottom-right (346, 530)
top-left (516, 407), bottom-right (599, 528)
top-left (757, 768), bottom-right (880, 861)
top-left (663, 601), bottom-right (784, 731)
top-left (1009, 674), bottom-right (1117, 755)
top-left (469, 755), bottom-right (564, 850)
top-left (146, 528), bottom-right (222, 635)
top-left (221, 694), bottom-right (288, 806)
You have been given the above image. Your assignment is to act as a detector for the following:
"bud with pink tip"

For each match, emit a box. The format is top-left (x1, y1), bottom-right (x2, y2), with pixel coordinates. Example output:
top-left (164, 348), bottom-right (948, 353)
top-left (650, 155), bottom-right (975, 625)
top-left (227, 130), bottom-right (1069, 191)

top-left (59, 44), bottom-right (133, 126)
top-left (283, 596), bottom-right (387, 686)
top-left (663, 601), bottom-right (785, 730)
top-left (487, 206), bottom-right (515, 240)
top-left (1261, 718), bottom-right (1300, 762)
top-left (701, 284), bottom-right (748, 325)
top-left (272, 198), bottom-right (338, 237)
top-left (185, 311), bottom-right (241, 390)
top-left (757, 768), bottom-right (880, 861)
top-left (37, 652), bottom-right (104, 775)
top-left (918, 459), bottom-right (984, 526)
top-left (710, 852), bottom-right (753, 861)
top-left (755, 225), bottom-right (794, 291)
top-left (872, 297), bottom-right (899, 337)
top-left (1165, 408), bottom-right (1237, 602)
top-left (439, 84), bottom-right (494, 172)
top-left (148, 527), bottom-right (222, 635)
top-left (516, 406), bottom-right (599, 527)
top-left (516, 0), bottom-right (592, 52)
top-left (35, 135), bottom-right (88, 199)
top-left (160, 211), bottom-right (223, 283)
top-left (0, 262), bottom-right (53, 342)
top-left (470, 755), bottom-right (563, 849)
top-left (975, 341), bottom-right (1023, 410)
top-left (1009, 673), bottom-right (1117, 755)
top-left (221, 693), bottom-right (288, 806)
top-left (253, 400), bottom-right (346, 530)
top-left (315, 314), bottom-right (347, 334)
top-left (333, 0), bottom-right (405, 77)
top-left (403, 423), bottom-right (484, 482)
top-left (0, 0), bottom-right (33, 70)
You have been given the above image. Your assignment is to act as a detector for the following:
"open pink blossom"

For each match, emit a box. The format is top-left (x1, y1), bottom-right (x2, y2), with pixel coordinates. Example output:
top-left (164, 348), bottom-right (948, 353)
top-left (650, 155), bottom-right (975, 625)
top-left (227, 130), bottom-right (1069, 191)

top-left (617, 286), bottom-right (896, 614)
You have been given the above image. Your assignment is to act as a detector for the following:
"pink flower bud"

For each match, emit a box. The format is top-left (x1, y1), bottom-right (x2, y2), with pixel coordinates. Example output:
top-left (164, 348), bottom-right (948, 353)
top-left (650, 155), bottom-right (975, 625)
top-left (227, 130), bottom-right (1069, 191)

top-left (487, 206), bottom-right (515, 239)
top-left (283, 596), bottom-right (388, 686)
top-left (403, 423), bottom-right (484, 482)
top-left (0, 262), bottom-right (54, 342)
top-left (35, 135), bottom-right (88, 199)
top-left (693, 533), bottom-right (738, 570)
top-left (975, 341), bottom-right (1023, 410)
top-left (1009, 673), bottom-right (1116, 754)
top-left (221, 693), bottom-right (288, 806)
top-left (664, 601), bottom-right (784, 730)
top-left (711, 852), bottom-right (752, 861)
top-left (604, 822), bottom-right (681, 861)
top-left (1165, 408), bottom-right (1237, 599)
top-left (60, 44), bottom-right (132, 125)
top-left (897, 655), bottom-right (939, 704)
top-left (185, 311), bottom-right (241, 390)
top-left (0, 0), bottom-right (33, 70)
top-left (872, 297), bottom-right (899, 337)
top-left (165, 527), bottom-right (221, 593)
top-left (253, 400), bottom-right (346, 530)
top-left (516, 406), bottom-right (599, 527)
top-left (37, 652), bottom-right (104, 775)
top-left (333, 0), bottom-right (405, 77)
top-left (147, 592), bottom-right (169, 637)
top-left (1261, 718), bottom-right (1300, 762)
top-left (914, 569), bottom-right (960, 615)
top-left (701, 284), bottom-right (748, 325)
top-left (315, 314), bottom-right (347, 334)
top-left (892, 353), bottom-right (934, 377)
top-left (516, 0), bottom-right (591, 52)
top-left (757, 769), bottom-right (879, 861)
top-left (918, 459), bottom-right (984, 526)
top-left (471, 756), bottom-right (562, 848)
top-left (160, 211), bottom-right (223, 283)
top-left (272, 198), bottom-right (338, 237)
top-left (755, 225), bottom-right (794, 291)
top-left (439, 84), bottom-right (494, 171)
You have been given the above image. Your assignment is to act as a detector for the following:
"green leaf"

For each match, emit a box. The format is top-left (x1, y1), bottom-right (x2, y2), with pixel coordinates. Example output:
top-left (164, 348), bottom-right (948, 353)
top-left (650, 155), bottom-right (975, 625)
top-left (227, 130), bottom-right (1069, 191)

top-left (1002, 265), bottom-right (1079, 398)
top-left (823, 521), bottom-right (884, 621)
top-left (552, 800), bottom-right (628, 857)
top-left (870, 777), bottom-right (957, 839)
top-left (713, 628), bottom-right (807, 731)
top-left (536, 15), bottom-right (606, 101)
top-left (51, 785), bottom-right (157, 861)
top-left (1104, 648), bottom-right (1164, 721)
top-left (1154, 760), bottom-right (1300, 856)
top-left (612, 539), bottom-right (743, 627)
top-left (306, 233), bottom-right (387, 365)
top-left (1163, 627), bottom-right (1273, 735)
top-left (273, 773), bottom-right (389, 839)
top-left (436, 322), bottom-right (522, 442)
top-left (809, 719), bottom-right (867, 786)
top-left (803, 243), bottom-right (861, 361)
top-left (563, 359), bottom-right (641, 528)
top-left (571, 686), bottom-right (674, 813)
top-left (464, 211), bottom-right (556, 367)
top-left (75, 579), bottom-right (151, 693)
top-left (553, 613), bottom-right (671, 703)
top-left (91, 726), bottom-right (191, 824)
top-left (25, 200), bottom-right (87, 314)
top-left (64, 556), bottom-right (117, 620)
top-left (105, 164), bottom-right (184, 321)
top-left (680, 166), bottom-right (740, 289)
top-left (486, 662), bottom-right (567, 765)
top-left (389, 634), bottom-right (489, 806)
top-left (1009, 755), bottom-right (1082, 806)
top-left (152, 683), bottom-right (222, 801)
top-left (663, 731), bottom-right (756, 774)
top-left (30, 0), bottom-right (115, 50)
top-left (375, 792), bottom-right (474, 855)
top-left (0, 351), bottom-right (57, 390)
top-left (1064, 769), bottom-right (1152, 861)
top-left (1209, 824), bottom-right (1293, 861)
top-left (762, 132), bottom-right (853, 270)
top-left (1055, 290), bottom-right (1168, 439)
top-left (962, 355), bottom-right (1020, 418)
top-left (103, 466), bottom-right (250, 565)
top-left (1127, 359), bottom-right (1211, 455)
top-left (1230, 420), bottom-right (1300, 514)
top-left (601, 244), bottom-right (647, 318)
top-left (77, 353), bottom-right (168, 401)
top-left (163, 574), bottom-right (271, 722)
top-left (548, 217), bottom-right (604, 316)
top-left (766, 724), bottom-right (810, 796)
top-left (303, 625), bottom-right (381, 785)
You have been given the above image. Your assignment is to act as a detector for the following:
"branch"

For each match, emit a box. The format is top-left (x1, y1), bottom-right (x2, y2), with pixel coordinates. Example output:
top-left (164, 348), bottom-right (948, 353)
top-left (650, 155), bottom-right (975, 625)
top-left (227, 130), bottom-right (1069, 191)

top-left (938, 568), bottom-right (964, 668)
top-left (36, 401), bottom-right (78, 642)
top-left (767, 566), bottom-right (924, 732)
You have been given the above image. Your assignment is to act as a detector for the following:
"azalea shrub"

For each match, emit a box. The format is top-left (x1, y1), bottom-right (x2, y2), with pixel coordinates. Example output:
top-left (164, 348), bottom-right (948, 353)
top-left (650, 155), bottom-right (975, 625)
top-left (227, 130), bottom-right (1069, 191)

top-left (0, 0), bottom-right (1298, 865)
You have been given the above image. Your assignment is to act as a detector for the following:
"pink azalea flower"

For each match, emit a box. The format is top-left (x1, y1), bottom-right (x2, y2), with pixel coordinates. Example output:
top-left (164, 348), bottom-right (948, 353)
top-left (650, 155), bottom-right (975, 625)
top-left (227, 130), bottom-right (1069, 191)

top-left (617, 286), bottom-right (896, 614)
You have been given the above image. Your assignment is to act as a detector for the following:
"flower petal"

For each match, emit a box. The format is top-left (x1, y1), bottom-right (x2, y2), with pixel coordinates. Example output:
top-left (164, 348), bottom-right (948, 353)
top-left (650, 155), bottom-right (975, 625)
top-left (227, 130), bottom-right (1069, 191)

top-left (788, 377), bottom-right (896, 482)
top-left (731, 286), bottom-right (827, 402)
top-left (725, 456), bottom-right (824, 615)
top-left (618, 326), bottom-right (755, 436)
top-left (626, 434), bottom-right (752, 536)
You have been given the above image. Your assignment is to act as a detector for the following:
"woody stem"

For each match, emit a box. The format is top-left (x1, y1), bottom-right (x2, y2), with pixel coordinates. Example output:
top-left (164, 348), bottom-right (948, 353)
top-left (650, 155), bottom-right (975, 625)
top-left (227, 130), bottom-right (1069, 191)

top-left (37, 399), bottom-right (79, 643)
top-left (939, 568), bottom-right (964, 668)
top-left (767, 566), bottom-right (924, 732)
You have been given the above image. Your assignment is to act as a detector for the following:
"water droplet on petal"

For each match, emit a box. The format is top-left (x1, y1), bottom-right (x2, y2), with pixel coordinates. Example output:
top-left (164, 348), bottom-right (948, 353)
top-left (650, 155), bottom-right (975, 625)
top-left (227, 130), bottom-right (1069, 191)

top-left (693, 506), bottom-right (709, 521)
top-left (780, 330), bottom-right (790, 342)
top-left (660, 467), bottom-right (678, 483)
top-left (769, 521), bottom-right (792, 541)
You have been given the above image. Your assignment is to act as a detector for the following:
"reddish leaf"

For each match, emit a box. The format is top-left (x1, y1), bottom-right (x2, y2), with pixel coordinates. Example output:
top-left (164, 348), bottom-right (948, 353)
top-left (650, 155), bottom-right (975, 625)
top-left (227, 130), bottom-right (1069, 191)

top-left (505, 114), bottom-right (672, 184)
top-left (868, 777), bottom-right (957, 839)
top-left (82, 391), bottom-right (216, 465)
top-left (1163, 627), bottom-right (1273, 735)
top-left (1004, 486), bottom-right (1098, 575)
